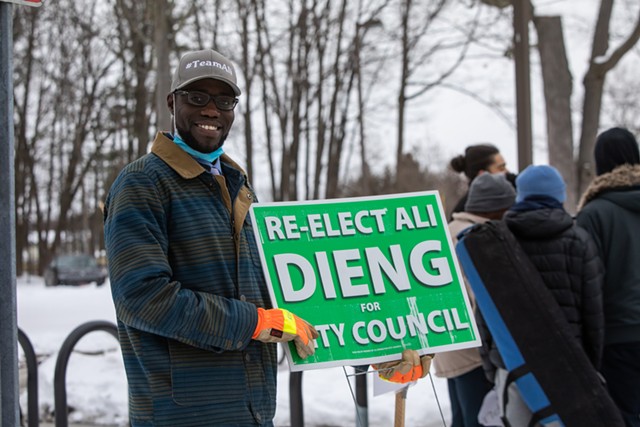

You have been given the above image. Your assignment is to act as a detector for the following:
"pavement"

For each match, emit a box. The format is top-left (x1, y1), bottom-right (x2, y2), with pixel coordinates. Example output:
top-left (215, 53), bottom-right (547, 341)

top-left (40, 424), bottom-right (119, 427)
top-left (21, 358), bottom-right (121, 427)
top-left (41, 425), bottom-right (95, 427)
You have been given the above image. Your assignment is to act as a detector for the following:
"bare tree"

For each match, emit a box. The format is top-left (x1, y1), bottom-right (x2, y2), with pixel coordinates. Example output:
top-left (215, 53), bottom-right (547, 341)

top-left (153, 0), bottom-right (500, 202)
top-left (344, 3), bottom-right (387, 196)
top-left (111, 0), bottom-right (155, 160)
top-left (474, 1), bottom-right (640, 208)
top-left (250, 0), bottom-right (357, 201)
top-left (235, 0), bottom-right (257, 179)
top-left (576, 0), bottom-right (640, 196)
top-left (603, 64), bottom-right (640, 135)
top-left (12, 5), bottom-right (41, 275)
top-left (13, 0), bottom-right (118, 273)
top-left (322, 0), bottom-right (350, 199)
top-left (17, 0), bottom-right (611, 274)
top-left (393, 0), bottom-right (479, 178)
top-left (154, 1), bottom-right (173, 133)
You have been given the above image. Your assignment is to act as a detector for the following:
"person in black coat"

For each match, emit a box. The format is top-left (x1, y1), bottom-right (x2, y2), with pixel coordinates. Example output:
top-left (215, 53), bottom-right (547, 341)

top-left (577, 127), bottom-right (640, 427)
top-left (476, 165), bottom-right (605, 426)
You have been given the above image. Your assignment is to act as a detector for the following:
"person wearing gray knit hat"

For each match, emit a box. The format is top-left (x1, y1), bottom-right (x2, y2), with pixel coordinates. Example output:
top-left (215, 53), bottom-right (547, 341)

top-left (464, 173), bottom-right (516, 213)
top-left (436, 172), bottom-right (515, 427)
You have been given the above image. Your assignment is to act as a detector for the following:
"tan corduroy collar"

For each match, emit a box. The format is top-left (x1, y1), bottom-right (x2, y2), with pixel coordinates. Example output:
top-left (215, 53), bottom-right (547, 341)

top-left (150, 132), bottom-right (247, 179)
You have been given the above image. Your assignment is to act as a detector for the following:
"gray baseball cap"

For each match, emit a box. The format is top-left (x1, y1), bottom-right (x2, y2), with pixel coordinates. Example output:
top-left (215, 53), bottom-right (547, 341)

top-left (170, 49), bottom-right (241, 96)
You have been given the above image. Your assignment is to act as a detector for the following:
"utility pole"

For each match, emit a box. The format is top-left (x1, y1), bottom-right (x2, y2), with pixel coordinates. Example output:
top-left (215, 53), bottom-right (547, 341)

top-left (1, 1), bottom-right (42, 425)
top-left (0, 3), bottom-right (20, 425)
top-left (513, 0), bottom-right (533, 171)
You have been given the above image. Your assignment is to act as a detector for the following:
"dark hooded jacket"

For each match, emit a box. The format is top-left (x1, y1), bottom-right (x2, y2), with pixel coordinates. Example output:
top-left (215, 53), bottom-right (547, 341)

top-left (477, 205), bottom-right (604, 381)
top-left (577, 164), bottom-right (640, 345)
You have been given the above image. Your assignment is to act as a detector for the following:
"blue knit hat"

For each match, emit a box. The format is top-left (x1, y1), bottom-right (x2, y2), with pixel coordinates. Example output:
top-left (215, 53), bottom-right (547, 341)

top-left (515, 165), bottom-right (566, 203)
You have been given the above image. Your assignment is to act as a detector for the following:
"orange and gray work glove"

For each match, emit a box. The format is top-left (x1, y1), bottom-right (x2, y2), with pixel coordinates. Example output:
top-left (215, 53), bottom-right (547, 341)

top-left (252, 308), bottom-right (319, 359)
top-left (372, 349), bottom-right (434, 384)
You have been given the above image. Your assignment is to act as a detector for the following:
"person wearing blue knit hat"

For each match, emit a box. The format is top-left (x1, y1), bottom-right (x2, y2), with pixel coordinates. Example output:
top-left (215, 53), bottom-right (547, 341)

top-left (476, 164), bottom-right (605, 427)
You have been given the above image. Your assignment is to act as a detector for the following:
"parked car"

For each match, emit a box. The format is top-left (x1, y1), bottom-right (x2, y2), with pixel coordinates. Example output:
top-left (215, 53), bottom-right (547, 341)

top-left (44, 254), bottom-right (108, 287)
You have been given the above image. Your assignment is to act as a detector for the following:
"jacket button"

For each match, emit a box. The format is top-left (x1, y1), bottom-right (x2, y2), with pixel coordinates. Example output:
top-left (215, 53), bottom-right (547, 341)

top-left (240, 295), bottom-right (246, 301)
top-left (245, 353), bottom-right (251, 362)
top-left (236, 341), bottom-right (243, 349)
top-left (255, 412), bottom-right (262, 423)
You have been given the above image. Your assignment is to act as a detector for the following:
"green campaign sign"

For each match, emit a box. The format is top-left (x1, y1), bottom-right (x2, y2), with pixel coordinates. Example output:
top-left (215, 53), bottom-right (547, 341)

top-left (250, 191), bottom-right (480, 371)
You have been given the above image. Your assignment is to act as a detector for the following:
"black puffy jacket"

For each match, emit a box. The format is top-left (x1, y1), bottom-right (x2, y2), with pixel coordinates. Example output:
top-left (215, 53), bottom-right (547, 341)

top-left (477, 207), bottom-right (605, 382)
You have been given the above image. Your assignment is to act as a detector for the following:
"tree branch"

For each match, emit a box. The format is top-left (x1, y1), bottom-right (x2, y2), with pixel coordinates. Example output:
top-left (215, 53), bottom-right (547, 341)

top-left (599, 7), bottom-right (640, 73)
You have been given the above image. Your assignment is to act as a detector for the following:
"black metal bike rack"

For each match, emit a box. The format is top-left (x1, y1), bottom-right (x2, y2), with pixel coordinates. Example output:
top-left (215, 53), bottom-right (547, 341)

top-left (20, 321), bottom-right (367, 427)
top-left (18, 328), bottom-right (39, 427)
top-left (290, 371), bottom-right (304, 427)
top-left (53, 320), bottom-right (118, 427)
top-left (355, 368), bottom-right (369, 427)
top-left (289, 368), bottom-right (369, 427)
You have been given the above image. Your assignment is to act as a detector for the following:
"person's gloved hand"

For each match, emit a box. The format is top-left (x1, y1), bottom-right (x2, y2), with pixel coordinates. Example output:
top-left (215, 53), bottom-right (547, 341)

top-left (252, 308), bottom-right (319, 359)
top-left (372, 350), bottom-right (434, 384)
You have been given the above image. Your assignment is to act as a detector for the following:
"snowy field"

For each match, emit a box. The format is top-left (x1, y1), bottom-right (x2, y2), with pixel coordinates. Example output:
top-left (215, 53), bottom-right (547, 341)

top-left (16, 276), bottom-right (452, 426)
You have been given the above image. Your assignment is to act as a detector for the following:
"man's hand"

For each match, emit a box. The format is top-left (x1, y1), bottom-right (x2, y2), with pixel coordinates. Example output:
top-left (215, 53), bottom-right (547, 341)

top-left (252, 308), bottom-right (319, 359)
top-left (372, 350), bottom-right (434, 384)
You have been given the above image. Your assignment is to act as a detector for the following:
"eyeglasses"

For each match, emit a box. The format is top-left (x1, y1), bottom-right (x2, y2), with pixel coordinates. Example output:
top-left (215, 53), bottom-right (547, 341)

top-left (174, 90), bottom-right (238, 111)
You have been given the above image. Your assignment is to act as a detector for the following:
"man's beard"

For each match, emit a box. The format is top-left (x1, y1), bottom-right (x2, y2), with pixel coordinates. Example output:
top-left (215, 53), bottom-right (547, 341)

top-left (177, 126), bottom-right (227, 154)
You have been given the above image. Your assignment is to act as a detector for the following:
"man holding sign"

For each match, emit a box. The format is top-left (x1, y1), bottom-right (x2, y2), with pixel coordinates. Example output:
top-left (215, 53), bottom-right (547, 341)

top-left (104, 48), bottom-right (321, 427)
top-left (104, 47), bottom-right (424, 427)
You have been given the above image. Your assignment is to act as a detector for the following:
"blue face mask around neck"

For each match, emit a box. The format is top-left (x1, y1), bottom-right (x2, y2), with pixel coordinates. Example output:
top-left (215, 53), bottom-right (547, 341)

top-left (173, 132), bottom-right (224, 163)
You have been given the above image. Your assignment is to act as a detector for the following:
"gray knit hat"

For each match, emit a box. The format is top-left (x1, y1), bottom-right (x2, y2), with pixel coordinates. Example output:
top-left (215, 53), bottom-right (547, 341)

top-left (170, 49), bottom-right (241, 96)
top-left (464, 173), bottom-right (516, 212)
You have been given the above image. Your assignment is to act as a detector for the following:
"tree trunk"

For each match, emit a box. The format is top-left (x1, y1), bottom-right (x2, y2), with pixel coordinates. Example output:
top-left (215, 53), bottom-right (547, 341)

top-left (355, 23), bottom-right (370, 195)
top-left (324, 0), bottom-right (349, 199)
top-left (533, 15), bottom-right (576, 211)
top-left (252, 0), bottom-right (279, 200)
top-left (312, 6), bottom-right (327, 201)
top-left (133, 25), bottom-right (151, 158)
top-left (396, 0), bottom-right (411, 179)
top-left (154, 2), bottom-right (172, 134)
top-left (237, 0), bottom-right (254, 179)
top-left (13, 7), bottom-right (39, 275)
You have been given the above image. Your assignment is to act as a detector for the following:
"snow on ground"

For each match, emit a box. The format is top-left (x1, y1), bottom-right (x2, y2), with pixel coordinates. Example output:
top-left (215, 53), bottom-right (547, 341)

top-left (16, 276), bottom-right (452, 426)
